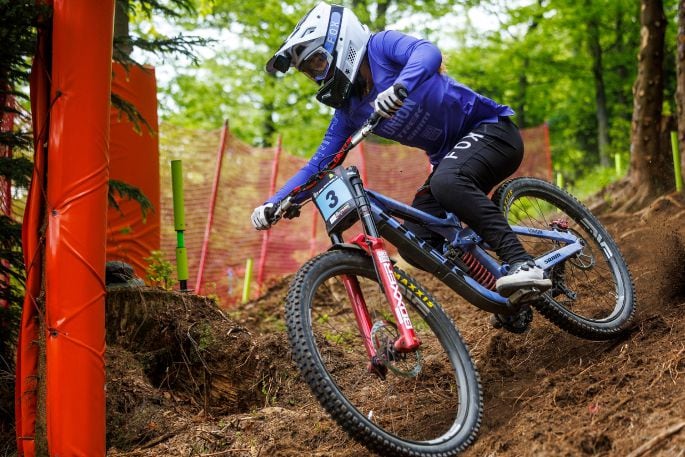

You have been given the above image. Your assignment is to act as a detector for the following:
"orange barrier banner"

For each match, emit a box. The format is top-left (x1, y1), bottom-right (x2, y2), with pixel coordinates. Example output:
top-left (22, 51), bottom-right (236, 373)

top-left (44, 1), bottom-right (114, 455)
top-left (107, 63), bottom-right (161, 278)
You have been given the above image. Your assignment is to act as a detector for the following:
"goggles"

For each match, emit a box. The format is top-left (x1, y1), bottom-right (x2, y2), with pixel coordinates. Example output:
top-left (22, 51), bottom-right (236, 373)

top-left (298, 47), bottom-right (333, 82)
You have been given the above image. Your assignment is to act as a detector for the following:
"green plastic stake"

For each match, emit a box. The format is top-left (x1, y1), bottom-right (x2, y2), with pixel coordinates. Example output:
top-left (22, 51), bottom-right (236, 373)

top-left (671, 131), bottom-right (683, 192)
top-left (614, 153), bottom-right (622, 177)
top-left (556, 172), bottom-right (563, 189)
top-left (171, 160), bottom-right (186, 230)
top-left (242, 258), bottom-right (254, 304)
top-left (171, 160), bottom-right (189, 290)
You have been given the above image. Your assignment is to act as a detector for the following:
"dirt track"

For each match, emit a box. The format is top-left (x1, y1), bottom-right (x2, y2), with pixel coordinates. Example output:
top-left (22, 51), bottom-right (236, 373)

top-left (3, 193), bottom-right (685, 456)
top-left (102, 193), bottom-right (685, 457)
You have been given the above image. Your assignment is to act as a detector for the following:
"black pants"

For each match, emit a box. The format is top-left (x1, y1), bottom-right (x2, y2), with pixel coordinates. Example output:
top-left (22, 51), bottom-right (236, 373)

top-left (401, 116), bottom-right (531, 267)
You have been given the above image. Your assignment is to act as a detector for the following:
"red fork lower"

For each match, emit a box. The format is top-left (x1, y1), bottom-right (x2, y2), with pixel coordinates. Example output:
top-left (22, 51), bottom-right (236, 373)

top-left (349, 234), bottom-right (422, 353)
top-left (340, 274), bottom-right (377, 360)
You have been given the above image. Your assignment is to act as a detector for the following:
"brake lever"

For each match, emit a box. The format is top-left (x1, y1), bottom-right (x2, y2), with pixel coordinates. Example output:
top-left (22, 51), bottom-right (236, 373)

top-left (270, 197), bottom-right (295, 224)
top-left (349, 112), bottom-right (383, 146)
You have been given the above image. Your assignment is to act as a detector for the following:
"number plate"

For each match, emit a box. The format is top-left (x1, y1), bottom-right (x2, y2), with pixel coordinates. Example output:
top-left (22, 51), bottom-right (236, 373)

top-left (313, 168), bottom-right (358, 233)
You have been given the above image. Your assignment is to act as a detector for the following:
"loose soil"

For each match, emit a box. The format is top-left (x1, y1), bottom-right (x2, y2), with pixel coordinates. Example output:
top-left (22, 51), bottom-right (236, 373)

top-left (3, 193), bottom-right (685, 457)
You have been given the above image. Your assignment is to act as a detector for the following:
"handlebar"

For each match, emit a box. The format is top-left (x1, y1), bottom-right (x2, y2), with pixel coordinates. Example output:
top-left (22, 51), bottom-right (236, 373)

top-left (268, 86), bottom-right (409, 225)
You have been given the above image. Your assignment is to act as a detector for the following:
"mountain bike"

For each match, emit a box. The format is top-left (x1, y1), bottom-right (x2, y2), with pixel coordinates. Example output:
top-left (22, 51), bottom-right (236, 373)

top-left (264, 110), bottom-right (636, 457)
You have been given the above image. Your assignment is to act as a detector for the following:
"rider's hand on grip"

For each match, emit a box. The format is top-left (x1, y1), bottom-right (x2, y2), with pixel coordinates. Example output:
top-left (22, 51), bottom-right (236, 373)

top-left (251, 203), bottom-right (275, 230)
top-left (374, 83), bottom-right (408, 119)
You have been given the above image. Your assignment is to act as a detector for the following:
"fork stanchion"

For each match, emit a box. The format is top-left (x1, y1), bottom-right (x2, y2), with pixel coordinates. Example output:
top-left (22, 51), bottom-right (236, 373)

top-left (171, 160), bottom-right (189, 291)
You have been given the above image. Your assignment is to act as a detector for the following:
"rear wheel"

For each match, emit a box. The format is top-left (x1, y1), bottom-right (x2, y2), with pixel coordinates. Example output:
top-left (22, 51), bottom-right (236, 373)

top-left (285, 249), bottom-right (482, 457)
top-left (492, 177), bottom-right (636, 340)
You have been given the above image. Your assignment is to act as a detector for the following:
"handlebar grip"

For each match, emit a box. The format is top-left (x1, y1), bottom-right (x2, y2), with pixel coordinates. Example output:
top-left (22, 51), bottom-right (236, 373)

top-left (264, 204), bottom-right (277, 222)
top-left (395, 84), bottom-right (408, 101)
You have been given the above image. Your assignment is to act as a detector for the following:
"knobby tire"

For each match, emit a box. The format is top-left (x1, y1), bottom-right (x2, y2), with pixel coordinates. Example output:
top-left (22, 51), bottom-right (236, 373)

top-left (285, 249), bottom-right (482, 457)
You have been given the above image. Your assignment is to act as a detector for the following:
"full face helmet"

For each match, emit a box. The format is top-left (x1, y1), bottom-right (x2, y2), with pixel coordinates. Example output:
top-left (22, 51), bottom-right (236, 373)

top-left (266, 2), bottom-right (371, 109)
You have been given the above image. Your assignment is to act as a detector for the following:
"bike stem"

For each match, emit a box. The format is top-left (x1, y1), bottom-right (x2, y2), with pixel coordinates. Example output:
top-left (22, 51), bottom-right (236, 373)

top-left (346, 167), bottom-right (421, 353)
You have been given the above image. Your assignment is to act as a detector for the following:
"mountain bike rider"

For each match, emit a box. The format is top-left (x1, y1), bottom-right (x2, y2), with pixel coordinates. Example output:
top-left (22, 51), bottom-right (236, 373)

top-left (250, 2), bottom-right (552, 329)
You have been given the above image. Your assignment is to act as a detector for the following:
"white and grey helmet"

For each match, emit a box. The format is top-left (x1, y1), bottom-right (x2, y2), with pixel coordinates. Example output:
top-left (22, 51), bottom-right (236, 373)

top-left (266, 2), bottom-right (371, 109)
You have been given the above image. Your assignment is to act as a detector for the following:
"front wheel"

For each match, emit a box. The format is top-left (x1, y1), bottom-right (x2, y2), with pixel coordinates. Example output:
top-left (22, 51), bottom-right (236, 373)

top-left (492, 177), bottom-right (636, 340)
top-left (285, 249), bottom-right (482, 457)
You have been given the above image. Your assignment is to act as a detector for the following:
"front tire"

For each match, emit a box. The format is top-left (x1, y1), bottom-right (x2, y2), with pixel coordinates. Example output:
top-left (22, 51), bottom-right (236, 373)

top-left (285, 249), bottom-right (482, 457)
top-left (492, 177), bottom-right (636, 340)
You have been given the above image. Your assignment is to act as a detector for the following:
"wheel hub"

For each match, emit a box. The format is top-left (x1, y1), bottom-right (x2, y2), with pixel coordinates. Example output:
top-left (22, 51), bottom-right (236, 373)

top-left (370, 320), bottom-right (422, 378)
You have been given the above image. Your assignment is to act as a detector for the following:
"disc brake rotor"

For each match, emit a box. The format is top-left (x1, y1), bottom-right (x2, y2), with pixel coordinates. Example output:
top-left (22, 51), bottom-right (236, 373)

top-left (370, 320), bottom-right (422, 378)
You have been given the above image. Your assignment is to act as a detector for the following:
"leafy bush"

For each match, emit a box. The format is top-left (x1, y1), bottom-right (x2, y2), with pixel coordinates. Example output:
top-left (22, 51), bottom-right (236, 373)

top-left (144, 250), bottom-right (174, 290)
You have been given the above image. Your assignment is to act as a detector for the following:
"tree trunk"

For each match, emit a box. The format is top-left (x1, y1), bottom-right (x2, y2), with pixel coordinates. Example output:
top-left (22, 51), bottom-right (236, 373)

top-left (588, 17), bottom-right (611, 167)
top-left (375, 0), bottom-right (390, 30)
top-left (517, 61), bottom-right (528, 128)
top-left (676, 0), bottom-right (685, 167)
top-left (114, 0), bottom-right (132, 56)
top-left (627, 0), bottom-right (671, 210)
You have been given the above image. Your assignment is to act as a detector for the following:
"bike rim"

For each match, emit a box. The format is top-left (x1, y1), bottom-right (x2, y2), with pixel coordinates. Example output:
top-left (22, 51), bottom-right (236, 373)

top-left (504, 190), bottom-right (627, 324)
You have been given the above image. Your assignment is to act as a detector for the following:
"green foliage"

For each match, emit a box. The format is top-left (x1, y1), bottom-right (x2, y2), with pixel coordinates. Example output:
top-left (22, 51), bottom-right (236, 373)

top-left (158, 0), bottom-right (642, 184)
top-left (144, 250), bottom-right (175, 290)
top-left (443, 0), bottom-right (638, 181)
top-left (565, 165), bottom-right (622, 201)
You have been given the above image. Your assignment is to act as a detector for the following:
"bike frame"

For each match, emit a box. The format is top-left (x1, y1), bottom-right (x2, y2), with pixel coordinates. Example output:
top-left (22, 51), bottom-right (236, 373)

top-left (274, 112), bottom-right (583, 368)
top-left (319, 166), bottom-right (584, 365)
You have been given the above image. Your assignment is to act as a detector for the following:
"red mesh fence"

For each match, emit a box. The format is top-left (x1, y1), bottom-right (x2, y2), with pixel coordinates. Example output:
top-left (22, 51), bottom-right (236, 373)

top-left (160, 123), bottom-right (552, 306)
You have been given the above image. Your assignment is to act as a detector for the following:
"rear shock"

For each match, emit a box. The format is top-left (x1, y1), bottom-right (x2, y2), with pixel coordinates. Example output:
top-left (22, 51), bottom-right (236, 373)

top-left (446, 246), bottom-right (497, 291)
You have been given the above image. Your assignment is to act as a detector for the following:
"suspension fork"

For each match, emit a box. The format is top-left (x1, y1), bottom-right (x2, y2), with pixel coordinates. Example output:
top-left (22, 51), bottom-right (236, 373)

top-left (345, 167), bottom-right (421, 353)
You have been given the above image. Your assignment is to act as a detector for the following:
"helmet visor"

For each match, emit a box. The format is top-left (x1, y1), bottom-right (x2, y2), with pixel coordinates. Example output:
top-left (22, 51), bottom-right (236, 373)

top-left (298, 47), bottom-right (333, 82)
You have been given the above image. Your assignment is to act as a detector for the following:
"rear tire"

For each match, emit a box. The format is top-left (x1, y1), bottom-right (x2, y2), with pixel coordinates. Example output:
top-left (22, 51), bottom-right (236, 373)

top-left (492, 177), bottom-right (636, 340)
top-left (285, 249), bottom-right (482, 456)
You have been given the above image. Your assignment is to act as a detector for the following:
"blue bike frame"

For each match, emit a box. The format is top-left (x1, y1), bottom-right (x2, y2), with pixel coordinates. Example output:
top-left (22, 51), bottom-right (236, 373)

top-left (363, 188), bottom-right (584, 315)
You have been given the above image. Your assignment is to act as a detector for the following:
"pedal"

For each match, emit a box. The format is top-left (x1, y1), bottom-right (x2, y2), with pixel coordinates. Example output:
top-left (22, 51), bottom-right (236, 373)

top-left (507, 287), bottom-right (541, 306)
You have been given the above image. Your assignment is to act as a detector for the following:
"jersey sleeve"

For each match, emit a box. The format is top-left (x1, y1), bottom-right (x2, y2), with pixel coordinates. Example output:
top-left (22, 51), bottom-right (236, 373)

top-left (267, 110), bottom-right (354, 205)
top-left (370, 30), bottom-right (443, 93)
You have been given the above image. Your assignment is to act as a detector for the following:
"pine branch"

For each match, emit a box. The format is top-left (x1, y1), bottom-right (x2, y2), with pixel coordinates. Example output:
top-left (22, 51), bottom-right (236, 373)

top-left (0, 156), bottom-right (33, 188)
top-left (0, 130), bottom-right (32, 151)
top-left (131, 0), bottom-right (195, 20)
top-left (111, 92), bottom-right (155, 135)
top-left (113, 35), bottom-right (210, 67)
top-left (108, 179), bottom-right (154, 222)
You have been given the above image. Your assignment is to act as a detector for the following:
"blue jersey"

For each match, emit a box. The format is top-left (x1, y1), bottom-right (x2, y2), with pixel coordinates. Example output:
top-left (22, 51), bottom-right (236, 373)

top-left (268, 30), bottom-right (514, 204)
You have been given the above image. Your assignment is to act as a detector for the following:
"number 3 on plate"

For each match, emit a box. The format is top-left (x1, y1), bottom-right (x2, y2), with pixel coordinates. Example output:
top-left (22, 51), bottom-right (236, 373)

top-left (326, 190), bottom-right (338, 208)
